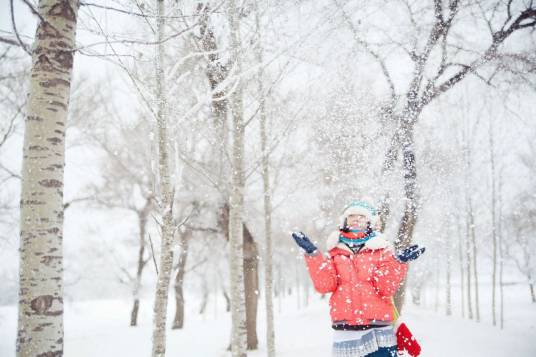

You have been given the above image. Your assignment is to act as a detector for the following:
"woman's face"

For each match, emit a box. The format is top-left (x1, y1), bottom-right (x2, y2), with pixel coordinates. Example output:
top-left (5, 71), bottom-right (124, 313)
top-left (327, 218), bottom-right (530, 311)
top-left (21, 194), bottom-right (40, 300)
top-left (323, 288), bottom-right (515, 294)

top-left (346, 214), bottom-right (368, 230)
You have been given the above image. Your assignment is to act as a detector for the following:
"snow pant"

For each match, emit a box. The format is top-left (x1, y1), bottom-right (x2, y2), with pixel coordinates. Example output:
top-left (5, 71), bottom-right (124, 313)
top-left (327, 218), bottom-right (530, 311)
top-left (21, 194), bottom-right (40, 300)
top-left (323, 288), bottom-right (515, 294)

top-left (332, 326), bottom-right (397, 357)
top-left (365, 346), bottom-right (397, 357)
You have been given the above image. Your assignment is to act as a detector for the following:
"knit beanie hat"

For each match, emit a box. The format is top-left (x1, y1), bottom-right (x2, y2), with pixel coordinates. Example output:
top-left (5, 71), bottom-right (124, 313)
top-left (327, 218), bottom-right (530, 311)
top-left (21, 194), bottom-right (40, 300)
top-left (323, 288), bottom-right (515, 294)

top-left (339, 199), bottom-right (377, 227)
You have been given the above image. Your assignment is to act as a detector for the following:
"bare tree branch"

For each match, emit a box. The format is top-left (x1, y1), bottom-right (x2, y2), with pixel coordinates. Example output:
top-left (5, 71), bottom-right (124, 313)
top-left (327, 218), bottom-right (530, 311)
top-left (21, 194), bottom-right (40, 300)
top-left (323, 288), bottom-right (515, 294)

top-left (9, 0), bottom-right (31, 55)
top-left (334, 0), bottom-right (397, 103)
top-left (0, 35), bottom-right (26, 47)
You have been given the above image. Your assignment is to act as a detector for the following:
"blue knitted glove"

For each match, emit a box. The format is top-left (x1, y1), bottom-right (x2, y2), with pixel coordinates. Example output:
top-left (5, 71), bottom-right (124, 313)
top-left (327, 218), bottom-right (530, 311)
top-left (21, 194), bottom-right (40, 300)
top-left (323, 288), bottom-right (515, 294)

top-left (396, 244), bottom-right (425, 263)
top-left (291, 231), bottom-right (317, 254)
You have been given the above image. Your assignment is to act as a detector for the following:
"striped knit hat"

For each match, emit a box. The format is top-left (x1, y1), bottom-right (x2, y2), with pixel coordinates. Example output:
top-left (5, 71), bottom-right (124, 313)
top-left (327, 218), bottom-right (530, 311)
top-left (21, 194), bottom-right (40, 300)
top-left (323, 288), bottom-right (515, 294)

top-left (339, 199), bottom-right (377, 227)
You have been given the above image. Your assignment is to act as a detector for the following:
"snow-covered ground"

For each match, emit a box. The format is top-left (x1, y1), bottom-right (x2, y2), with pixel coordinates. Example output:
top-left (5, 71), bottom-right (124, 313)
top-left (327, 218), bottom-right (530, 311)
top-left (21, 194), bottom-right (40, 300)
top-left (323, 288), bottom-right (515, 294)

top-left (1, 285), bottom-right (535, 356)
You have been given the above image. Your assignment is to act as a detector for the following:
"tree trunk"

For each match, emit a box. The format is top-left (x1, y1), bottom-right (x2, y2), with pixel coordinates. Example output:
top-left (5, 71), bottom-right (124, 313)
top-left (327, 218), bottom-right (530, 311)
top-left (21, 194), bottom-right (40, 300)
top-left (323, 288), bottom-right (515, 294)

top-left (222, 287), bottom-right (231, 312)
top-left (172, 230), bottom-right (190, 329)
top-left (277, 264), bottom-right (283, 313)
top-left (131, 197), bottom-right (152, 326)
top-left (469, 199), bottom-right (480, 322)
top-left (434, 266), bottom-right (440, 312)
top-left (529, 279), bottom-right (536, 303)
top-left (243, 226), bottom-right (259, 350)
top-left (130, 299), bottom-right (140, 327)
top-left (17, 1), bottom-right (79, 355)
top-left (446, 239), bottom-right (452, 316)
top-left (228, 1), bottom-right (247, 355)
top-left (465, 216), bottom-right (473, 320)
top-left (489, 117), bottom-right (497, 326)
top-left (296, 263), bottom-right (301, 310)
top-left (497, 173), bottom-right (504, 328)
top-left (218, 209), bottom-right (260, 350)
top-left (199, 275), bottom-right (209, 315)
top-left (456, 214), bottom-right (465, 318)
top-left (393, 118), bottom-right (418, 311)
top-left (462, 130), bottom-right (474, 320)
top-left (151, 0), bottom-right (176, 355)
top-left (197, 2), bottom-right (229, 189)
top-left (254, 6), bottom-right (275, 355)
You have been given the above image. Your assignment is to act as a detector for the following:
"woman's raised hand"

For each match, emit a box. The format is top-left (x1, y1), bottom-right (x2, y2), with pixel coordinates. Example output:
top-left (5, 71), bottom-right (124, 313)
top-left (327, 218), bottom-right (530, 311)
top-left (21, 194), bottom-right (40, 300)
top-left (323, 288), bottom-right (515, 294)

top-left (395, 244), bottom-right (425, 263)
top-left (291, 231), bottom-right (318, 254)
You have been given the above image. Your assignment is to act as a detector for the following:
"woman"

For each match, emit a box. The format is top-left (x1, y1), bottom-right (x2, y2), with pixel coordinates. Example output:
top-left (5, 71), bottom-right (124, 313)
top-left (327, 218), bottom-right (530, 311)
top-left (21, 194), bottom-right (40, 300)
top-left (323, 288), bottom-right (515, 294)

top-left (292, 200), bottom-right (424, 357)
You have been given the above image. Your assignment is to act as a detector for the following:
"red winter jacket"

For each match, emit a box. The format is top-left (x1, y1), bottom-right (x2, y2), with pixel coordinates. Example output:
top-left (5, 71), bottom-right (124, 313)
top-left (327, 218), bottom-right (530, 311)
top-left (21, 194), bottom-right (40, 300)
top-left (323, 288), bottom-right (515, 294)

top-left (304, 232), bottom-right (407, 325)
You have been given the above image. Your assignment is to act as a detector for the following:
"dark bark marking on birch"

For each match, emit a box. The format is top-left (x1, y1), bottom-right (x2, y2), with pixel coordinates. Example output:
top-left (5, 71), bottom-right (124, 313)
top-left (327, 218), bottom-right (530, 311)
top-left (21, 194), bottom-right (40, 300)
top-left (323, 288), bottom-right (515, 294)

top-left (38, 179), bottom-right (62, 188)
top-left (30, 295), bottom-right (54, 314)
top-left (21, 200), bottom-right (47, 206)
top-left (47, 227), bottom-right (60, 234)
top-left (41, 78), bottom-right (70, 88)
top-left (44, 163), bottom-right (63, 171)
top-left (48, 0), bottom-right (76, 22)
top-left (54, 50), bottom-right (73, 68)
top-left (41, 255), bottom-right (62, 266)
top-left (28, 115), bottom-right (44, 122)
top-left (46, 137), bottom-right (62, 145)
top-left (49, 101), bottom-right (67, 110)
top-left (33, 322), bottom-right (53, 331)
top-left (37, 22), bottom-right (63, 39)
top-left (50, 40), bottom-right (69, 48)
top-left (35, 54), bottom-right (54, 72)
top-left (36, 350), bottom-right (63, 357)
top-left (29, 145), bottom-right (49, 151)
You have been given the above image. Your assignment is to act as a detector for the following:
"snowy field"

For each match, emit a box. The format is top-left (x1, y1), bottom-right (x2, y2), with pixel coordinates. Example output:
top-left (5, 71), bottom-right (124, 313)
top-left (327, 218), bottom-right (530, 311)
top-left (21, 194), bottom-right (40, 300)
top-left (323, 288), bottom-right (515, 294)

top-left (1, 283), bottom-right (535, 357)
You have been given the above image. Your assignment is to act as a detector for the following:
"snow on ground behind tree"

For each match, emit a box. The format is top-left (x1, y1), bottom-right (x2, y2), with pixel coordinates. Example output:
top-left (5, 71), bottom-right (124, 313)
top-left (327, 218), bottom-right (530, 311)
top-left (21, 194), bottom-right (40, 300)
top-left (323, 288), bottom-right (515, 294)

top-left (0, 281), bottom-right (535, 356)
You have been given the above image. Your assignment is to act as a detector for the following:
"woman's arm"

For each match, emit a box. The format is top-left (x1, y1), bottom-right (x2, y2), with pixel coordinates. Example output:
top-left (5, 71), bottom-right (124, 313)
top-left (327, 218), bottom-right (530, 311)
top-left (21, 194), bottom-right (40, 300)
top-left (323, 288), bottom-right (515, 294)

top-left (371, 250), bottom-right (408, 297)
top-left (304, 252), bottom-right (338, 294)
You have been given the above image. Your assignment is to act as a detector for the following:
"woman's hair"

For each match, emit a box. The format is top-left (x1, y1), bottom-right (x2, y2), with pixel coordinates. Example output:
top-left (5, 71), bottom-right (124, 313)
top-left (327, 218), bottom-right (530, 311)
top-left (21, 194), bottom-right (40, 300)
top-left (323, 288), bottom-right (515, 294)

top-left (340, 218), bottom-right (373, 234)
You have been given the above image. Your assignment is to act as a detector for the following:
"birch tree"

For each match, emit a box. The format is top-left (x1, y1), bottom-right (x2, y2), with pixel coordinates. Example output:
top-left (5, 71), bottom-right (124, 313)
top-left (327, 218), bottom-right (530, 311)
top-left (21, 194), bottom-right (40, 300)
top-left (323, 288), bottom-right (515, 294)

top-left (254, 4), bottom-right (275, 356)
top-left (151, 0), bottom-right (176, 355)
top-left (195, 2), bottom-right (260, 349)
top-left (462, 115), bottom-right (480, 321)
top-left (172, 228), bottom-right (191, 329)
top-left (227, 0), bottom-right (248, 354)
top-left (489, 114), bottom-right (498, 326)
top-left (16, 0), bottom-right (79, 355)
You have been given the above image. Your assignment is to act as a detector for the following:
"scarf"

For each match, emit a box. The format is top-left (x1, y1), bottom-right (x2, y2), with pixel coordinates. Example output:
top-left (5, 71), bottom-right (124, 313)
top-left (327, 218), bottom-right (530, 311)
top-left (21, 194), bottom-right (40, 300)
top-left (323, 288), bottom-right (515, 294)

top-left (339, 229), bottom-right (376, 246)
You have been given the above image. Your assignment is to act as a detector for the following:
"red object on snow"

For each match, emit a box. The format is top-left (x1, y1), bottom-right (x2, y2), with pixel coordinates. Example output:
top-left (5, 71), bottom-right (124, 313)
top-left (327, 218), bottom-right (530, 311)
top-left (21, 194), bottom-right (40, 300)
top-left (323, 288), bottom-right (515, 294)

top-left (396, 322), bottom-right (421, 356)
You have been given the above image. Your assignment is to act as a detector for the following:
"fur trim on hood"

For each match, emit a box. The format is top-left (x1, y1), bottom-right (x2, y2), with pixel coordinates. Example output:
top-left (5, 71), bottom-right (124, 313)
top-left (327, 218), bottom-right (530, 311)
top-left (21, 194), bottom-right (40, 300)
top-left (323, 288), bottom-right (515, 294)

top-left (326, 230), bottom-right (393, 253)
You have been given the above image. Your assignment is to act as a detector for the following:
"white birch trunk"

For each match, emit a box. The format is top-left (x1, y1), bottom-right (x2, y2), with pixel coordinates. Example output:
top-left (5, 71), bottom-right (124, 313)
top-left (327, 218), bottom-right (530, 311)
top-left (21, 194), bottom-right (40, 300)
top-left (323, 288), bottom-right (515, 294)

top-left (445, 237), bottom-right (452, 316)
top-left (462, 127), bottom-right (474, 320)
top-left (254, 6), bottom-right (275, 357)
top-left (151, 0), bottom-right (175, 355)
top-left (489, 117), bottom-right (498, 326)
top-left (497, 172), bottom-right (504, 329)
top-left (131, 197), bottom-right (152, 326)
top-left (469, 199), bottom-right (480, 322)
top-left (17, 1), bottom-right (79, 355)
top-left (228, 1), bottom-right (247, 355)
top-left (456, 215), bottom-right (465, 318)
